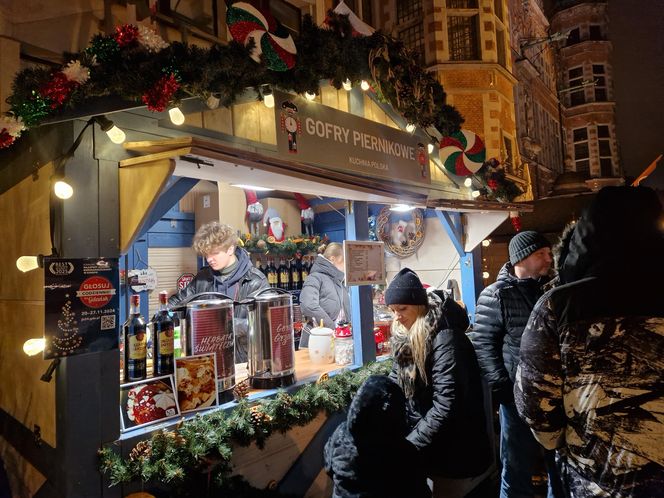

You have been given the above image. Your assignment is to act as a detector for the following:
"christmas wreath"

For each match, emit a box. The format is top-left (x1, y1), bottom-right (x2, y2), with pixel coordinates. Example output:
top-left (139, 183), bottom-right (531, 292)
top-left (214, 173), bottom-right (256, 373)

top-left (99, 361), bottom-right (392, 496)
top-left (476, 158), bottom-right (523, 202)
top-left (0, 8), bottom-right (463, 152)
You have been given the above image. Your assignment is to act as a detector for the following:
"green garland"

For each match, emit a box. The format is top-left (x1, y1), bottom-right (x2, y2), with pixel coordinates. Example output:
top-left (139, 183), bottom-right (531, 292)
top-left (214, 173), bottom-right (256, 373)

top-left (2, 10), bottom-right (463, 151)
top-left (241, 233), bottom-right (328, 258)
top-left (99, 361), bottom-right (392, 497)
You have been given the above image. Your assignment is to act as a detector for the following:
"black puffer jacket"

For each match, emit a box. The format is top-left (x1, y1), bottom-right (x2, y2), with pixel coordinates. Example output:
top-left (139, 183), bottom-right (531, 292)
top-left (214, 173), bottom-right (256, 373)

top-left (514, 186), bottom-right (664, 498)
top-left (390, 292), bottom-right (492, 479)
top-left (468, 263), bottom-right (546, 405)
top-left (168, 248), bottom-right (268, 362)
top-left (324, 375), bottom-right (430, 498)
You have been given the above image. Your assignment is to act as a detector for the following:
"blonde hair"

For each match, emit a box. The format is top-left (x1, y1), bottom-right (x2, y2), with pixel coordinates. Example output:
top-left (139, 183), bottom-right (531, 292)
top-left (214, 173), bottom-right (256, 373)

top-left (391, 305), bottom-right (430, 383)
top-left (192, 221), bottom-right (238, 255)
top-left (322, 242), bottom-right (343, 261)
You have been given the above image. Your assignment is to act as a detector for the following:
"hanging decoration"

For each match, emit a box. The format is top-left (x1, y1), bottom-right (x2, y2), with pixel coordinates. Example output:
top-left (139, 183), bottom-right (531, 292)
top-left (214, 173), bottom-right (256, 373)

top-left (0, 115), bottom-right (25, 149)
top-left (477, 158), bottom-right (523, 202)
top-left (439, 129), bottom-right (486, 176)
top-left (244, 190), bottom-right (264, 237)
top-left (262, 207), bottom-right (286, 242)
top-left (99, 360), bottom-right (392, 494)
top-left (142, 73), bottom-right (180, 112)
top-left (376, 207), bottom-right (425, 258)
top-left (329, 0), bottom-right (375, 36)
top-left (510, 211), bottom-right (522, 232)
top-left (226, 2), bottom-right (297, 71)
top-left (293, 193), bottom-right (315, 237)
top-left (241, 233), bottom-right (327, 258)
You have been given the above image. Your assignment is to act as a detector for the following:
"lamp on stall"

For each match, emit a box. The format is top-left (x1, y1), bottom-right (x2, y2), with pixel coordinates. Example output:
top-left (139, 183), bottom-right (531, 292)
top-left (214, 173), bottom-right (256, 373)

top-left (94, 115), bottom-right (126, 144)
top-left (427, 143), bottom-right (435, 154)
top-left (342, 78), bottom-right (352, 91)
top-left (482, 239), bottom-right (491, 247)
top-left (304, 91), bottom-right (317, 101)
top-left (53, 175), bottom-right (74, 199)
top-left (405, 123), bottom-right (416, 133)
top-left (230, 183), bottom-right (274, 192)
top-left (263, 86), bottom-right (275, 108)
top-left (464, 178), bottom-right (473, 188)
top-left (168, 106), bottom-right (186, 125)
top-left (471, 190), bottom-right (481, 198)
top-left (23, 338), bottom-right (46, 356)
top-left (360, 80), bottom-right (370, 91)
top-left (16, 254), bottom-right (45, 273)
top-left (390, 204), bottom-right (416, 212)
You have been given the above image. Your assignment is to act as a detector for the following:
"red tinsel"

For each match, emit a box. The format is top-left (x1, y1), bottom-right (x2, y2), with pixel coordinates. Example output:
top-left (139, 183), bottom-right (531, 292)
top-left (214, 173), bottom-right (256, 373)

top-left (114, 24), bottom-right (139, 48)
top-left (39, 72), bottom-right (78, 109)
top-left (487, 179), bottom-right (498, 190)
top-left (0, 130), bottom-right (15, 149)
top-left (141, 73), bottom-right (180, 112)
top-left (510, 215), bottom-right (522, 232)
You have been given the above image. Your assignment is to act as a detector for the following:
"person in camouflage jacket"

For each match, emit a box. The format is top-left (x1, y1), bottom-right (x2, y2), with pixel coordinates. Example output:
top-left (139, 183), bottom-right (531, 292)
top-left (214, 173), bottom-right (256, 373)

top-left (514, 186), bottom-right (664, 497)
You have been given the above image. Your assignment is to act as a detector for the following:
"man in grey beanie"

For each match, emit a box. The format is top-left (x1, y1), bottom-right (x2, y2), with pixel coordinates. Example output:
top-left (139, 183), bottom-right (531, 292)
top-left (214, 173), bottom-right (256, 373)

top-left (468, 231), bottom-right (562, 498)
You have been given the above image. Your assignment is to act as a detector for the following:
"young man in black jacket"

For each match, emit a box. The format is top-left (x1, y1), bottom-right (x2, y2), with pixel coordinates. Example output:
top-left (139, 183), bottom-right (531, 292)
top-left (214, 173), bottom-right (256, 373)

top-left (469, 231), bottom-right (562, 498)
top-left (168, 221), bottom-right (268, 362)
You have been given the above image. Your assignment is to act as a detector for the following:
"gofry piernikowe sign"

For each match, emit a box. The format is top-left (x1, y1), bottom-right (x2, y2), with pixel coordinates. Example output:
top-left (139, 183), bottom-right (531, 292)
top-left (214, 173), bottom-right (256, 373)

top-left (275, 90), bottom-right (431, 185)
top-left (44, 258), bottom-right (119, 359)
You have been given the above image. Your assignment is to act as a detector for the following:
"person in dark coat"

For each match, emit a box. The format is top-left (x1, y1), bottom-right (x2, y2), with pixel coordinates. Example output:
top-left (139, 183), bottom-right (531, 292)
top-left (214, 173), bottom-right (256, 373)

top-left (468, 231), bottom-right (563, 498)
top-left (514, 186), bottom-right (664, 498)
top-left (324, 375), bottom-right (430, 498)
top-left (299, 242), bottom-right (349, 346)
top-left (386, 268), bottom-right (492, 496)
top-left (168, 221), bottom-right (268, 362)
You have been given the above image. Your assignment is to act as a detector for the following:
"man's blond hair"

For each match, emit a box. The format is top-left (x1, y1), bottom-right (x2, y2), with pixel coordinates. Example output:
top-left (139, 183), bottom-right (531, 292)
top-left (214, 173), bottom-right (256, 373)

top-left (192, 221), bottom-right (238, 255)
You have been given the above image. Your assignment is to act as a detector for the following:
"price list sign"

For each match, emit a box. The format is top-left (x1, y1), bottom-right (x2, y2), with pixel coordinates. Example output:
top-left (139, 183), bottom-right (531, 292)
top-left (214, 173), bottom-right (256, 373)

top-left (343, 241), bottom-right (386, 286)
top-left (44, 258), bottom-right (119, 359)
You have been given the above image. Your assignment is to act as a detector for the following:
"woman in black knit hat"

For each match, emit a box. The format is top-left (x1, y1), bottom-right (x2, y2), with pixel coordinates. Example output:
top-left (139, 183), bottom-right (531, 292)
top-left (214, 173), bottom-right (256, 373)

top-left (386, 268), bottom-right (492, 496)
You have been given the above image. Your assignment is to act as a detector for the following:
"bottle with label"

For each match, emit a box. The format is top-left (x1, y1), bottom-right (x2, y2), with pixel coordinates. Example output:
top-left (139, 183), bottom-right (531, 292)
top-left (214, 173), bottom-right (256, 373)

top-left (123, 294), bottom-right (147, 382)
top-left (291, 257), bottom-right (301, 290)
top-left (258, 257), bottom-right (268, 276)
top-left (278, 258), bottom-right (291, 290)
top-left (267, 259), bottom-right (278, 288)
top-left (151, 290), bottom-right (174, 376)
top-left (301, 256), bottom-right (310, 282)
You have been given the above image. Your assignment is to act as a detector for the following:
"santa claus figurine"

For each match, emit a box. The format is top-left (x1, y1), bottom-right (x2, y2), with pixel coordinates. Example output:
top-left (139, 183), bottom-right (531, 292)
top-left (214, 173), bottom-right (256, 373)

top-left (244, 190), bottom-right (264, 237)
top-left (294, 193), bottom-right (315, 236)
top-left (263, 207), bottom-right (286, 242)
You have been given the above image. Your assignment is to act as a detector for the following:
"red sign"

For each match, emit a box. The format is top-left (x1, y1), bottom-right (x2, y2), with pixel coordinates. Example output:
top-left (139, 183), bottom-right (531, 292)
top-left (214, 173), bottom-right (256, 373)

top-left (76, 276), bottom-right (116, 308)
top-left (177, 273), bottom-right (195, 290)
top-left (269, 305), bottom-right (294, 375)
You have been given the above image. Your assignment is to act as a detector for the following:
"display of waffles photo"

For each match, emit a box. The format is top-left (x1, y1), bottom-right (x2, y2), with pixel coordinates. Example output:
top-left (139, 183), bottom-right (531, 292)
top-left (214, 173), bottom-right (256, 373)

top-left (174, 354), bottom-right (219, 412)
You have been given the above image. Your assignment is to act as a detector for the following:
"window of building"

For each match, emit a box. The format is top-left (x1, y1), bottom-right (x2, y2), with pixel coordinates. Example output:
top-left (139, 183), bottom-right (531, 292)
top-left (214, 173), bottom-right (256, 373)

top-left (568, 66), bottom-right (585, 106)
top-left (496, 28), bottom-right (506, 67)
top-left (448, 15), bottom-right (481, 60)
top-left (158, 0), bottom-right (218, 36)
top-left (447, 0), bottom-right (478, 8)
top-left (397, 0), bottom-right (422, 23)
top-left (493, 0), bottom-right (503, 21)
top-left (399, 22), bottom-right (425, 64)
top-left (573, 127), bottom-right (589, 174)
top-left (589, 24), bottom-right (602, 40)
top-left (593, 64), bottom-right (608, 101)
top-left (567, 27), bottom-right (580, 46)
top-left (597, 125), bottom-right (613, 176)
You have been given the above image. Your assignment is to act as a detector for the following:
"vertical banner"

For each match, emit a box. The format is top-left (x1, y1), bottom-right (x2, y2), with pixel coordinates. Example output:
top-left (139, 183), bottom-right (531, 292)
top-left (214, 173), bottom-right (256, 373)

top-left (44, 258), bottom-right (119, 359)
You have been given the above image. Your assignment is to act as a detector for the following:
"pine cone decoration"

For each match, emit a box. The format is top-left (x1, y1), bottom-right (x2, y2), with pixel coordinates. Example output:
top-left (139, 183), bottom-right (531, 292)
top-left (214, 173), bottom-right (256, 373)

top-left (233, 379), bottom-right (251, 401)
top-left (277, 392), bottom-right (293, 409)
top-left (129, 440), bottom-right (152, 462)
top-left (162, 429), bottom-right (186, 446)
top-left (250, 405), bottom-right (272, 427)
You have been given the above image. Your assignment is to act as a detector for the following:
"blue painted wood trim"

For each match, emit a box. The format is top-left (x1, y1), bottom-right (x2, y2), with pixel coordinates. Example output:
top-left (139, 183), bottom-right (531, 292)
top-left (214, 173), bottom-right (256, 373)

top-left (147, 232), bottom-right (194, 248)
top-left (139, 176), bottom-right (198, 238)
top-left (276, 412), bottom-right (345, 496)
top-left (345, 201), bottom-right (376, 365)
top-left (435, 210), bottom-right (464, 257)
top-left (460, 246), bottom-right (482, 322)
top-left (148, 219), bottom-right (195, 234)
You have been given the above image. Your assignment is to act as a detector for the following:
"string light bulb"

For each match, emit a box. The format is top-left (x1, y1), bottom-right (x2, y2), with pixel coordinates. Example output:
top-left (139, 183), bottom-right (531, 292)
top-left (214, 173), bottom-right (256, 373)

top-left (263, 87), bottom-right (275, 108)
top-left (23, 338), bottom-right (46, 356)
top-left (471, 190), bottom-right (481, 198)
top-left (427, 143), bottom-right (434, 154)
top-left (482, 239), bottom-right (491, 247)
top-left (304, 91), bottom-right (316, 101)
top-left (95, 115), bottom-right (126, 144)
top-left (464, 178), bottom-right (473, 188)
top-left (405, 123), bottom-right (416, 133)
top-left (168, 107), bottom-right (185, 125)
top-left (482, 271), bottom-right (490, 279)
top-left (342, 79), bottom-right (352, 91)
top-left (16, 255), bottom-right (42, 273)
top-left (360, 80), bottom-right (370, 91)
top-left (54, 180), bottom-right (73, 199)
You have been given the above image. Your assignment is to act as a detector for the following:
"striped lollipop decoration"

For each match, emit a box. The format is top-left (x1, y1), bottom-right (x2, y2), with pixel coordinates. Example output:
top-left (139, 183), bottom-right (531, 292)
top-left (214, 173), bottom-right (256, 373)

top-left (439, 130), bottom-right (486, 176)
top-left (226, 2), bottom-right (297, 72)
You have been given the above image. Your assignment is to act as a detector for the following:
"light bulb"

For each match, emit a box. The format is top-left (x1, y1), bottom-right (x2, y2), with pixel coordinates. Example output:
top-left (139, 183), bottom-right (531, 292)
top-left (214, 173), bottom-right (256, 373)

top-left (106, 125), bottom-right (126, 144)
top-left (464, 178), bottom-right (473, 188)
top-left (427, 143), bottom-right (434, 154)
top-left (16, 256), bottom-right (40, 273)
top-left (304, 92), bottom-right (316, 101)
top-left (342, 79), bottom-right (352, 91)
top-left (263, 93), bottom-right (275, 108)
top-left (23, 338), bottom-right (46, 356)
top-left (471, 190), bottom-right (481, 198)
top-left (482, 239), bottom-right (491, 247)
top-left (169, 107), bottom-right (185, 125)
top-left (54, 180), bottom-right (73, 199)
top-left (360, 80), bottom-right (370, 91)
top-left (206, 95), bottom-right (220, 109)
top-left (482, 271), bottom-right (490, 279)
top-left (405, 123), bottom-right (416, 133)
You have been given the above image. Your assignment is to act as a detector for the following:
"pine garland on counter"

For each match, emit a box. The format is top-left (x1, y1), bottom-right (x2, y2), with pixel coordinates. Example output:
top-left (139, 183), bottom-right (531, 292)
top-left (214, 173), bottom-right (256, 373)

top-left (99, 360), bottom-right (392, 497)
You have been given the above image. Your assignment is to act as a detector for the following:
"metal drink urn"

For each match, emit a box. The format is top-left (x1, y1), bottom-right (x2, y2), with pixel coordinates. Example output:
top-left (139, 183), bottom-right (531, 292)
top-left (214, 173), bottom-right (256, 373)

top-left (170, 292), bottom-right (236, 395)
top-left (245, 288), bottom-right (296, 389)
